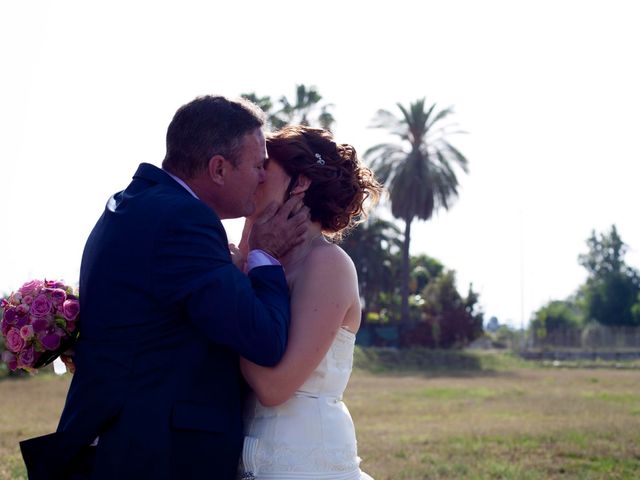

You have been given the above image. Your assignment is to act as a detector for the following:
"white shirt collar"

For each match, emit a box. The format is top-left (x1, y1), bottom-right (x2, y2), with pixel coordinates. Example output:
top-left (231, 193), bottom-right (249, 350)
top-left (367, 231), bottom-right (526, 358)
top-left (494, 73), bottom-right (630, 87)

top-left (162, 169), bottom-right (200, 200)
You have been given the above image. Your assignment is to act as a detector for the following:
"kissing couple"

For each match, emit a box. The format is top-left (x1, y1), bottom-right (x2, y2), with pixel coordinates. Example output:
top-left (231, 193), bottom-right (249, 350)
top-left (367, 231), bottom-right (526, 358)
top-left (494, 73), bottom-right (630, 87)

top-left (20, 95), bottom-right (381, 480)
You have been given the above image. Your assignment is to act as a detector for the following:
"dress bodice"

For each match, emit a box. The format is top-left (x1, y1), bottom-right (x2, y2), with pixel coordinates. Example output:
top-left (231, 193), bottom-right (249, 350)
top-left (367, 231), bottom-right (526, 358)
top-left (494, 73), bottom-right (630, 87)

top-left (295, 327), bottom-right (355, 400)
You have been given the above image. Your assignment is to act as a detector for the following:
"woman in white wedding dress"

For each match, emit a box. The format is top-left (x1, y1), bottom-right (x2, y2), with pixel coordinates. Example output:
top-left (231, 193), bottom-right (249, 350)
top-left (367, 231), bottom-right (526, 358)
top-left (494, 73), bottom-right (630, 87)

top-left (236, 125), bottom-right (382, 480)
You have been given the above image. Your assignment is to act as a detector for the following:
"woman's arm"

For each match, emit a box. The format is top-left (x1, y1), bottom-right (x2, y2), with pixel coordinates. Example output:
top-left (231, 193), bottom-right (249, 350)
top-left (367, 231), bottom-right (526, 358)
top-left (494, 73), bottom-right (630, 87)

top-left (240, 244), bottom-right (360, 407)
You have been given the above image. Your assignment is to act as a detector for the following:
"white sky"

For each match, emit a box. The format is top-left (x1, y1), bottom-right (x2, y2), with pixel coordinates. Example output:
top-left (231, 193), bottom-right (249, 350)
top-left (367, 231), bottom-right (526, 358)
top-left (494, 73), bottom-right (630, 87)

top-left (1, 0), bottom-right (638, 328)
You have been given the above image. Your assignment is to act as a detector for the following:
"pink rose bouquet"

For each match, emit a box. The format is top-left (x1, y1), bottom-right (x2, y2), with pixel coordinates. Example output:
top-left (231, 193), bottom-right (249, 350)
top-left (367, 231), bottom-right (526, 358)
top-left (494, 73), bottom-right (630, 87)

top-left (1, 279), bottom-right (79, 373)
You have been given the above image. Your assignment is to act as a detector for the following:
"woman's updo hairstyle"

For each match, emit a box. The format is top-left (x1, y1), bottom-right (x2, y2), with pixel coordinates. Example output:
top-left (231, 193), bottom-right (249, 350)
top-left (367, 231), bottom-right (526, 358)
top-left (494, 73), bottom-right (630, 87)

top-left (266, 125), bottom-right (383, 239)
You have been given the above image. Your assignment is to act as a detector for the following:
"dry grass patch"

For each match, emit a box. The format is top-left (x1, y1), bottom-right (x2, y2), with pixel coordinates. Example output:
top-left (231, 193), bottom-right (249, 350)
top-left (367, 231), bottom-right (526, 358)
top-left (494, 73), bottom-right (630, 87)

top-left (347, 368), bottom-right (640, 479)
top-left (0, 374), bottom-right (71, 480)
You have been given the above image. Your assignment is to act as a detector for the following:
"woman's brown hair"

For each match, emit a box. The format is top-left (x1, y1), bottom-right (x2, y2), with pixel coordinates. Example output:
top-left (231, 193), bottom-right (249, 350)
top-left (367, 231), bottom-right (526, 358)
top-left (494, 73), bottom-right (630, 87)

top-left (266, 125), bottom-right (383, 240)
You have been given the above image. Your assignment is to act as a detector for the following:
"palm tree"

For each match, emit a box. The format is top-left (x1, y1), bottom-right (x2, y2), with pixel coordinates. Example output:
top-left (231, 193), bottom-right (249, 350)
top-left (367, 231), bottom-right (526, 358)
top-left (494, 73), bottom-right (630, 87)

top-left (240, 92), bottom-right (281, 131)
top-left (365, 98), bottom-right (469, 324)
top-left (240, 93), bottom-right (274, 117)
top-left (275, 84), bottom-right (335, 130)
top-left (242, 84), bottom-right (336, 131)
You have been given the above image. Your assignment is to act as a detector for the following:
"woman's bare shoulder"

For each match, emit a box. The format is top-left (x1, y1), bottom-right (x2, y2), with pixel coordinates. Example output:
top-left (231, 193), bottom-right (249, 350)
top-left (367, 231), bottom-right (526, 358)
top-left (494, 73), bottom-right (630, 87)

top-left (305, 240), bottom-right (357, 275)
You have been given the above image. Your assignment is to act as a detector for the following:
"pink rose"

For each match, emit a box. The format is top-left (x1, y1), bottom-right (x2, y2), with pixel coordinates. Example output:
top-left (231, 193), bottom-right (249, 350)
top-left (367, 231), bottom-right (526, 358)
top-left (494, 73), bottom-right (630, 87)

top-left (20, 324), bottom-right (34, 340)
top-left (16, 304), bottom-right (29, 315)
top-left (48, 288), bottom-right (67, 306)
top-left (19, 346), bottom-right (36, 367)
top-left (31, 294), bottom-right (53, 317)
top-left (19, 280), bottom-right (44, 297)
top-left (62, 299), bottom-right (80, 321)
top-left (6, 328), bottom-right (25, 352)
top-left (1, 351), bottom-right (18, 371)
top-left (41, 333), bottom-right (61, 351)
top-left (22, 294), bottom-right (34, 305)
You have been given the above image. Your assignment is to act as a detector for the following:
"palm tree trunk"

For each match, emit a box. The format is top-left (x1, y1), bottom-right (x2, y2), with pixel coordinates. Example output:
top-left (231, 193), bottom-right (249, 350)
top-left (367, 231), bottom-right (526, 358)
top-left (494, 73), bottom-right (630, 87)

top-left (401, 218), bottom-right (412, 323)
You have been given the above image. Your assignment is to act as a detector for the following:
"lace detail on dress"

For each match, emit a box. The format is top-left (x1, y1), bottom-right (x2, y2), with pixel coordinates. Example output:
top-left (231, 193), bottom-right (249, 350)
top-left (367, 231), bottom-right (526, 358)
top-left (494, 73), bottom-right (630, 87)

top-left (254, 442), bottom-right (360, 473)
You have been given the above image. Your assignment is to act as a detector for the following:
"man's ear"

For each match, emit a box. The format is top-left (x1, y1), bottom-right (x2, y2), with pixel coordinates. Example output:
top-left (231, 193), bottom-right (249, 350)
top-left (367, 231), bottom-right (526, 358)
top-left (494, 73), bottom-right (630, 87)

top-left (207, 155), bottom-right (227, 186)
top-left (290, 174), bottom-right (311, 195)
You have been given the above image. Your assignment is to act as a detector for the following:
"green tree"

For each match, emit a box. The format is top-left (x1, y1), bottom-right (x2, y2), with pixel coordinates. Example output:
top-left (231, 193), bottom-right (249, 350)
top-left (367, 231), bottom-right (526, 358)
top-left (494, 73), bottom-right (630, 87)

top-left (366, 98), bottom-right (468, 324)
top-left (410, 254), bottom-right (444, 293)
top-left (276, 84), bottom-right (335, 131)
top-left (407, 270), bottom-right (483, 348)
top-left (240, 92), bottom-right (280, 131)
top-left (240, 93), bottom-right (273, 116)
top-left (632, 292), bottom-right (640, 321)
top-left (464, 283), bottom-right (484, 329)
top-left (530, 299), bottom-right (583, 345)
top-left (493, 324), bottom-right (520, 349)
top-left (341, 217), bottom-right (402, 323)
top-left (578, 225), bottom-right (640, 326)
top-left (242, 84), bottom-right (335, 131)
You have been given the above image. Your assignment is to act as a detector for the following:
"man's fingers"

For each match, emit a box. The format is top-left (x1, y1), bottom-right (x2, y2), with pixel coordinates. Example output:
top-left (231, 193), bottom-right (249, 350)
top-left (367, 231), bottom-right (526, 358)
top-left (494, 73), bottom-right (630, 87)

top-left (287, 209), bottom-right (311, 248)
top-left (289, 206), bottom-right (310, 228)
top-left (283, 223), bottom-right (307, 249)
top-left (277, 193), bottom-right (304, 220)
top-left (294, 222), bottom-right (308, 240)
top-left (248, 197), bottom-right (310, 257)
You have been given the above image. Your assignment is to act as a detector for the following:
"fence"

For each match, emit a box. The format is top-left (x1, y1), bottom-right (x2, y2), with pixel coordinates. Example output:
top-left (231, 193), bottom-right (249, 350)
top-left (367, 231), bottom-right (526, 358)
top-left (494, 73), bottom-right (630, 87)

top-left (530, 325), bottom-right (640, 350)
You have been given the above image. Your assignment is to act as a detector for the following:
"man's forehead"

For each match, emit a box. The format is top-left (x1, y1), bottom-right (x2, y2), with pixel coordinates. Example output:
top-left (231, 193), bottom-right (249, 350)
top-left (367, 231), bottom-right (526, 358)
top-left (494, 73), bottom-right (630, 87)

top-left (247, 128), bottom-right (265, 146)
top-left (238, 128), bottom-right (266, 162)
top-left (256, 129), bottom-right (267, 155)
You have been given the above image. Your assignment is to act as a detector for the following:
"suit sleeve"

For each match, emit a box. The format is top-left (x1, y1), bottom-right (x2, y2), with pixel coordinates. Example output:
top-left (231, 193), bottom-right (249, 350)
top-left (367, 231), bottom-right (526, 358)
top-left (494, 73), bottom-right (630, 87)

top-left (151, 203), bottom-right (290, 366)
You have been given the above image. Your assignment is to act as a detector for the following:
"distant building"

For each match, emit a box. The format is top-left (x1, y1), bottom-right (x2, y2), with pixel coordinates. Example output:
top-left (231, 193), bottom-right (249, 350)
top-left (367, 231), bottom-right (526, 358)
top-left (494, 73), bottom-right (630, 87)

top-left (485, 316), bottom-right (500, 333)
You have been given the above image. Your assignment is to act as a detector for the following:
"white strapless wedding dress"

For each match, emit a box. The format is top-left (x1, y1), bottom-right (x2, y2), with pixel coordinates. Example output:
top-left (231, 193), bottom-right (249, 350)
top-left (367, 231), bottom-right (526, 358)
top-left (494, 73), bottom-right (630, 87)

top-left (239, 328), bottom-right (373, 480)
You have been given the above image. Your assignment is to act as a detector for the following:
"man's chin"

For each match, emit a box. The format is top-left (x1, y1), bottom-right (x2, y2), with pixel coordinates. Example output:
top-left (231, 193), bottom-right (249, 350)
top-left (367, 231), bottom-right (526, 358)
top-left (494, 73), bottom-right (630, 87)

top-left (243, 204), bottom-right (257, 219)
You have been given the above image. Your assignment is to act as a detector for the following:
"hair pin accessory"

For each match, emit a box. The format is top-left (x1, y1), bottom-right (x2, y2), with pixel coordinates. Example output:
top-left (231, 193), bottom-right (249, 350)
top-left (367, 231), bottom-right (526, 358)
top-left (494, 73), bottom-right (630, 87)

top-left (314, 153), bottom-right (325, 165)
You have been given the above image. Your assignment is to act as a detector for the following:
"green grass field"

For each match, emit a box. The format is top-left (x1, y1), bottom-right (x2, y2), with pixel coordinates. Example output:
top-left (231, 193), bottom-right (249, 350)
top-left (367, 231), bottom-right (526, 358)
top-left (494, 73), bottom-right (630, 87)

top-left (1, 351), bottom-right (639, 479)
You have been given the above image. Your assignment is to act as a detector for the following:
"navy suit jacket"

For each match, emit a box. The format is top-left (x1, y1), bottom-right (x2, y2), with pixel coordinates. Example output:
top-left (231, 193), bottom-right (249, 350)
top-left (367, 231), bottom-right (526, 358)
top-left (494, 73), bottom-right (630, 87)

top-left (20, 163), bottom-right (290, 479)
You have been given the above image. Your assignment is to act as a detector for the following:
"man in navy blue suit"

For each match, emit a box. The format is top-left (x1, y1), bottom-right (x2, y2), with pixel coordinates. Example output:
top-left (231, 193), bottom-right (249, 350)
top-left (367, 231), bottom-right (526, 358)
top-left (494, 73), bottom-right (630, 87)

top-left (20, 95), bottom-right (308, 479)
